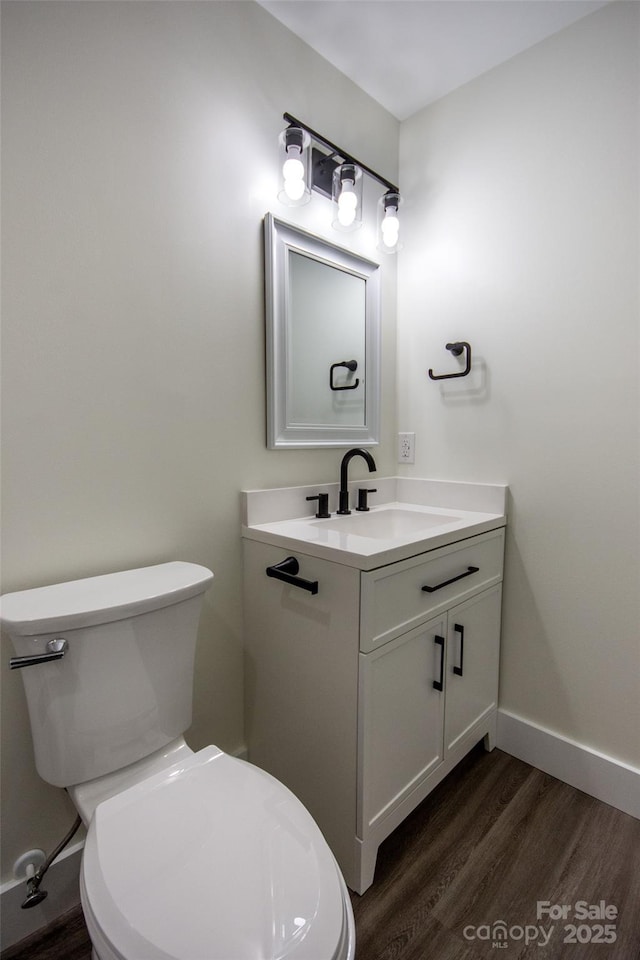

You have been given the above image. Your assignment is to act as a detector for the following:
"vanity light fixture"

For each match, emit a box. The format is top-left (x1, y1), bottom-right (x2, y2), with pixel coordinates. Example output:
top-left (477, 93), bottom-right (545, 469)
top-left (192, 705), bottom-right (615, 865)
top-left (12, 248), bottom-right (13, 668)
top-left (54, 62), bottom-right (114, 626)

top-left (279, 112), bottom-right (402, 251)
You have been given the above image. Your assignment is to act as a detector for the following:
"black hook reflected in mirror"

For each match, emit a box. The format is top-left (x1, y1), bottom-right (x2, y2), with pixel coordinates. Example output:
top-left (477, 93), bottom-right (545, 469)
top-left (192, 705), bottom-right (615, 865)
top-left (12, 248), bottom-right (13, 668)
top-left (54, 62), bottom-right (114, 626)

top-left (428, 342), bottom-right (472, 380)
top-left (330, 360), bottom-right (360, 391)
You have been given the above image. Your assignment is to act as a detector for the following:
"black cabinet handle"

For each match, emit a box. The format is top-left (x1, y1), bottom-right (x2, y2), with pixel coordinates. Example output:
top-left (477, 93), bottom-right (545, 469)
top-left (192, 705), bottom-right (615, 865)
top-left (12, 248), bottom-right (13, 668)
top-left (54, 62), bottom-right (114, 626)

top-left (421, 566), bottom-right (479, 594)
top-left (266, 557), bottom-right (318, 595)
top-left (433, 635), bottom-right (445, 691)
top-left (453, 623), bottom-right (464, 676)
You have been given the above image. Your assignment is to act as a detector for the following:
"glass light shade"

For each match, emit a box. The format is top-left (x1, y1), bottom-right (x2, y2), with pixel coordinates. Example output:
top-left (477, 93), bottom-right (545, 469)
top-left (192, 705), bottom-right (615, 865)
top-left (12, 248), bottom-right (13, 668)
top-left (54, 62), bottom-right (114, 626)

top-left (331, 163), bottom-right (363, 232)
top-left (377, 191), bottom-right (402, 253)
top-left (278, 126), bottom-right (311, 206)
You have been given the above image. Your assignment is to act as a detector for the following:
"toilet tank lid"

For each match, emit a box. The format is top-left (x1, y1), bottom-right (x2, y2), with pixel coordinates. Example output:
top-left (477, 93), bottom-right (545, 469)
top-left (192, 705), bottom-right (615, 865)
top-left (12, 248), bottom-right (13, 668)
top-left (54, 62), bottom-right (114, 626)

top-left (0, 562), bottom-right (214, 636)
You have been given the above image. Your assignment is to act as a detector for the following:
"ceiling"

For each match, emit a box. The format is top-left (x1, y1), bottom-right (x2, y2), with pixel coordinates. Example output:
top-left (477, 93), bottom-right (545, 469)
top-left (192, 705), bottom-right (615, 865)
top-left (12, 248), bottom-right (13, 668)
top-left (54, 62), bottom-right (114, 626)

top-left (258, 0), bottom-right (611, 120)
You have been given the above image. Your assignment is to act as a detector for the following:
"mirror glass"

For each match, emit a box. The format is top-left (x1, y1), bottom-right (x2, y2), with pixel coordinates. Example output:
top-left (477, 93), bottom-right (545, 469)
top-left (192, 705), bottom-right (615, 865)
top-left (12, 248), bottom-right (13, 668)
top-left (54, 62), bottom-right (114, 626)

top-left (264, 214), bottom-right (380, 448)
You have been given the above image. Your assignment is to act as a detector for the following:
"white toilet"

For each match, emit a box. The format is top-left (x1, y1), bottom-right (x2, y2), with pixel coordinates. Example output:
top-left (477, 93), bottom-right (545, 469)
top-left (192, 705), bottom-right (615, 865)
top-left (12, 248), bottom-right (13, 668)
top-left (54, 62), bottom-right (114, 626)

top-left (1, 562), bottom-right (355, 960)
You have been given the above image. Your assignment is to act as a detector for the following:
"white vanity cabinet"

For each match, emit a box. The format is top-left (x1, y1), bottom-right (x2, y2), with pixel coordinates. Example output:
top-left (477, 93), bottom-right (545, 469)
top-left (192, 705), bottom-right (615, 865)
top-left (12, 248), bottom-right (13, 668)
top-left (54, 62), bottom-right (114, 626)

top-left (243, 525), bottom-right (505, 894)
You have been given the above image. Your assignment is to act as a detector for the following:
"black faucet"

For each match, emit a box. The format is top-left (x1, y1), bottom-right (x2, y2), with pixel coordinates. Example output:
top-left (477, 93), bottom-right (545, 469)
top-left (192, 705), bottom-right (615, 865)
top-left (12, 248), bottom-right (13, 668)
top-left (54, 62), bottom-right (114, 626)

top-left (337, 448), bottom-right (377, 515)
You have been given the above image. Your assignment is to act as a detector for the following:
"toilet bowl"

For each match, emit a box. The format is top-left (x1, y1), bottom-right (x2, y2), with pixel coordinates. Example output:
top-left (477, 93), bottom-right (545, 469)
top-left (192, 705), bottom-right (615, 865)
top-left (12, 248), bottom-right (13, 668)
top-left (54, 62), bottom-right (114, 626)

top-left (1, 562), bottom-right (355, 960)
top-left (79, 746), bottom-right (354, 960)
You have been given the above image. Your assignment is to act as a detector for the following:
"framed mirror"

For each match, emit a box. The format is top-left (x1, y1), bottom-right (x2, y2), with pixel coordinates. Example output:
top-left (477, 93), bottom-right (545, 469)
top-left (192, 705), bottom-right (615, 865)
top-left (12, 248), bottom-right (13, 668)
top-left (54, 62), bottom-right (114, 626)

top-left (264, 214), bottom-right (381, 448)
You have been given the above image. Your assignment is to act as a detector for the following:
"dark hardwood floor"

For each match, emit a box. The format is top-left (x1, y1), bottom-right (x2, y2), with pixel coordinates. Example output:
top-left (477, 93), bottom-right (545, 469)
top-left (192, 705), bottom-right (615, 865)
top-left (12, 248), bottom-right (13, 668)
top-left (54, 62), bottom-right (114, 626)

top-left (1, 906), bottom-right (90, 960)
top-left (351, 745), bottom-right (640, 959)
top-left (3, 746), bottom-right (638, 960)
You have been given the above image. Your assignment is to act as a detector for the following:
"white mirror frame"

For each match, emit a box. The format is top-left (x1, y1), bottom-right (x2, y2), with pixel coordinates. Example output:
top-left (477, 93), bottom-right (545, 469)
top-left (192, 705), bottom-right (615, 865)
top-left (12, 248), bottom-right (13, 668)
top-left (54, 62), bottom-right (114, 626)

top-left (264, 214), bottom-right (381, 449)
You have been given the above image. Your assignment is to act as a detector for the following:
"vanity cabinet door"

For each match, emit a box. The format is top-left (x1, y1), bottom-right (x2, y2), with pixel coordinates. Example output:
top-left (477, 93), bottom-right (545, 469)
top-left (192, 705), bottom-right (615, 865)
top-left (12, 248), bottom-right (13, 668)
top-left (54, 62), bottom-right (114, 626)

top-left (444, 584), bottom-right (502, 756)
top-left (358, 614), bottom-right (446, 837)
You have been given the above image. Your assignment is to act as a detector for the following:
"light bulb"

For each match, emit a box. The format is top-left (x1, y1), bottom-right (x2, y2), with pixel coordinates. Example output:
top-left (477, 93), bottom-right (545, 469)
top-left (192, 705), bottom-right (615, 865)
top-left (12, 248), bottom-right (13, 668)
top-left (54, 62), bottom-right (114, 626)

top-left (332, 164), bottom-right (362, 231)
top-left (283, 155), bottom-right (304, 181)
top-left (337, 180), bottom-right (357, 226)
top-left (282, 148), bottom-right (305, 201)
top-left (283, 174), bottom-right (305, 202)
top-left (381, 209), bottom-right (400, 247)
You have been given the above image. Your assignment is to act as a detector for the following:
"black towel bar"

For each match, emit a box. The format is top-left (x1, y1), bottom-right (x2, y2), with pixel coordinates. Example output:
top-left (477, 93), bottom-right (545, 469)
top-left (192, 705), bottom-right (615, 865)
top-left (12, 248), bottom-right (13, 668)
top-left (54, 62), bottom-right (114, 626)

top-left (266, 557), bottom-right (319, 595)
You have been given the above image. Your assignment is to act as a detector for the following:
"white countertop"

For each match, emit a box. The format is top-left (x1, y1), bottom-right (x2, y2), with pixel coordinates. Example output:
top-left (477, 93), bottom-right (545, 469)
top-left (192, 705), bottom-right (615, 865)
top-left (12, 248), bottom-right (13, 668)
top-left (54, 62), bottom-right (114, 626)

top-left (242, 477), bottom-right (507, 570)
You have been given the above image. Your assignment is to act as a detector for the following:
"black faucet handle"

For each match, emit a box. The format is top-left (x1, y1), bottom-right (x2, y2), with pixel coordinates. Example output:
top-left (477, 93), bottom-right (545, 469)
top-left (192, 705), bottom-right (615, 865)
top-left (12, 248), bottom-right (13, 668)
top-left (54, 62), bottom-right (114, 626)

top-left (356, 488), bottom-right (377, 512)
top-left (306, 493), bottom-right (330, 519)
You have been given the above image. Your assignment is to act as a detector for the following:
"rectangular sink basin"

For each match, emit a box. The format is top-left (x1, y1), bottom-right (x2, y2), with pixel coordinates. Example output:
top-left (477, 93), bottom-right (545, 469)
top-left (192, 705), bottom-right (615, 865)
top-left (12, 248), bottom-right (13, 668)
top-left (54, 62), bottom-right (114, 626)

top-left (242, 479), bottom-right (508, 569)
top-left (311, 508), bottom-right (460, 540)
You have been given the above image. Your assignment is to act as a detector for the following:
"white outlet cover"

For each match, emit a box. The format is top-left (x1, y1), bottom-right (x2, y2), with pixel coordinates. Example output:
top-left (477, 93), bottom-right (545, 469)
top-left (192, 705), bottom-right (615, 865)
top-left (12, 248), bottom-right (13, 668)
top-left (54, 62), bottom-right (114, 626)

top-left (398, 432), bottom-right (415, 463)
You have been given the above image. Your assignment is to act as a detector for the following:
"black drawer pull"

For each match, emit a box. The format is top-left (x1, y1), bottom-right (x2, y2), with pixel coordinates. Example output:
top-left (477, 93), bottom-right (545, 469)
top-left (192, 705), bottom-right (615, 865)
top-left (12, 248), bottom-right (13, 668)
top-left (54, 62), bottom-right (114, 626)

top-left (421, 565), bottom-right (479, 594)
top-left (433, 635), bottom-right (445, 691)
top-left (266, 557), bottom-right (319, 595)
top-left (453, 623), bottom-right (464, 676)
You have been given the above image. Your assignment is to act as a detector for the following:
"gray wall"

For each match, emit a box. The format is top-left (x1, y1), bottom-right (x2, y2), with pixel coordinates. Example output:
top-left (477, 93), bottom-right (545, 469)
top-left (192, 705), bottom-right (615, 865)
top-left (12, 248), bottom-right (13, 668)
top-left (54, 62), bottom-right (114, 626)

top-left (0, 0), bottom-right (398, 882)
top-left (398, 1), bottom-right (639, 767)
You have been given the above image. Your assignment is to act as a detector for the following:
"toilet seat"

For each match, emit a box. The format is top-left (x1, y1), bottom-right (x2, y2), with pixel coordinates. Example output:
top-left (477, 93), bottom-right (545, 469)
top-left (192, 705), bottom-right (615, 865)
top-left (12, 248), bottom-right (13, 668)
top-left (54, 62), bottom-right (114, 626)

top-left (81, 746), bottom-right (354, 960)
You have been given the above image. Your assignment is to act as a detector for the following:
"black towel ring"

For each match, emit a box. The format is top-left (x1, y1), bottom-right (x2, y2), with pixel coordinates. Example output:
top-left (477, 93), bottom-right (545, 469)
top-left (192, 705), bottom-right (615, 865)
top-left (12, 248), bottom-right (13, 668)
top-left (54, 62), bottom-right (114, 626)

top-left (330, 360), bottom-right (360, 391)
top-left (428, 342), bottom-right (472, 380)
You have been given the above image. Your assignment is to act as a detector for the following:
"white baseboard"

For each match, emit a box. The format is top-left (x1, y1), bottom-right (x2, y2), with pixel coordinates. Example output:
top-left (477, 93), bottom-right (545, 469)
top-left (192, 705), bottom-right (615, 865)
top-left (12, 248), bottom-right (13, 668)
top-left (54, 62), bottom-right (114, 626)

top-left (0, 838), bottom-right (84, 952)
top-left (497, 709), bottom-right (640, 820)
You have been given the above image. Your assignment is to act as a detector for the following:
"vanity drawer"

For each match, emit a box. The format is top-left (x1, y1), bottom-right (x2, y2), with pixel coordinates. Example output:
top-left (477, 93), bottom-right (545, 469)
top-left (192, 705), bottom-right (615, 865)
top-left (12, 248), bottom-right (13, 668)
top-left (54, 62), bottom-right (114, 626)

top-left (360, 528), bottom-right (505, 652)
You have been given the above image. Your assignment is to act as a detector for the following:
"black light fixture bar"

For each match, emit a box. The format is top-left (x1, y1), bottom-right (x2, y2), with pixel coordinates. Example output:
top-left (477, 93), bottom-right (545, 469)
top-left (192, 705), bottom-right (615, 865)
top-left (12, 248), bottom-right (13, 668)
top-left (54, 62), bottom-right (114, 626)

top-left (283, 112), bottom-right (399, 195)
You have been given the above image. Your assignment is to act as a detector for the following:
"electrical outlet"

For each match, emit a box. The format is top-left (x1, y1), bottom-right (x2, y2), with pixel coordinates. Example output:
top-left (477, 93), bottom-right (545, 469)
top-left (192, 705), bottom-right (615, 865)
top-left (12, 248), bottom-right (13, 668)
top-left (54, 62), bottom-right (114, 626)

top-left (398, 432), bottom-right (415, 463)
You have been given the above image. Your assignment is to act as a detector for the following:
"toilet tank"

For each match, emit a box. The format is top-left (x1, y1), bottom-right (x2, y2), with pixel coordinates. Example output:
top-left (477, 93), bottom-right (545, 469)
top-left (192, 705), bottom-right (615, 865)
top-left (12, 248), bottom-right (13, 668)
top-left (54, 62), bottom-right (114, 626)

top-left (1, 562), bottom-right (214, 788)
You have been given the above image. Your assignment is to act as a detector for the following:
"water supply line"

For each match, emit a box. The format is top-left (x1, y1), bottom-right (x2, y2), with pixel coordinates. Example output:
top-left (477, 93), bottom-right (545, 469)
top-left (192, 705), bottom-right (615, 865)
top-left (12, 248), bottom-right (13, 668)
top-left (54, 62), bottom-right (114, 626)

top-left (21, 814), bottom-right (82, 909)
